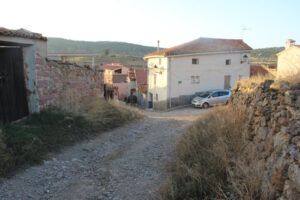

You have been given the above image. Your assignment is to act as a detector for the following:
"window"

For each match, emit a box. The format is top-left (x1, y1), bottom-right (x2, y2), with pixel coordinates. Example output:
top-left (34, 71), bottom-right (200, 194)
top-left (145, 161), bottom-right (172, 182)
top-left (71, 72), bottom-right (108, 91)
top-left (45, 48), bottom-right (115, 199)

top-left (192, 58), bottom-right (199, 64)
top-left (195, 76), bottom-right (200, 84)
top-left (191, 76), bottom-right (195, 83)
top-left (191, 76), bottom-right (200, 84)
top-left (226, 59), bottom-right (231, 65)
top-left (156, 94), bottom-right (158, 101)
top-left (114, 68), bottom-right (122, 73)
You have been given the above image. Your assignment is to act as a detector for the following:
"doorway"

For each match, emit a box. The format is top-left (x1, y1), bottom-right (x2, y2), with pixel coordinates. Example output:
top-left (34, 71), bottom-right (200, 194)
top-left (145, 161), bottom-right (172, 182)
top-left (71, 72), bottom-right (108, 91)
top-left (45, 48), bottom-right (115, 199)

top-left (224, 75), bottom-right (231, 90)
top-left (148, 93), bottom-right (153, 108)
top-left (0, 46), bottom-right (29, 123)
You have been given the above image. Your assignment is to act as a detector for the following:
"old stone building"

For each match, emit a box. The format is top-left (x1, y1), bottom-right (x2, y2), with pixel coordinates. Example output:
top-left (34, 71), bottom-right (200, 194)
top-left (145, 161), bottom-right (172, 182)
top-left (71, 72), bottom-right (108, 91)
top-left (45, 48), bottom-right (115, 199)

top-left (0, 28), bottom-right (103, 123)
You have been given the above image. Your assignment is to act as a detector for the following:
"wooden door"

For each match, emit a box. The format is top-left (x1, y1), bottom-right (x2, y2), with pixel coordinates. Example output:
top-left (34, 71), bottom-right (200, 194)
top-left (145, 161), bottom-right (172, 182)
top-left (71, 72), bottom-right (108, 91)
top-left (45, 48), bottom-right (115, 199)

top-left (224, 75), bottom-right (231, 90)
top-left (0, 47), bottom-right (29, 123)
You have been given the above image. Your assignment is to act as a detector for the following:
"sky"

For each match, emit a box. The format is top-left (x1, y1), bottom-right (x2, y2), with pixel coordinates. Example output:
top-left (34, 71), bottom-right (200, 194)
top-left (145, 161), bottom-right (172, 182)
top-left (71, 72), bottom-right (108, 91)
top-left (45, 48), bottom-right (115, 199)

top-left (1, 0), bottom-right (300, 49)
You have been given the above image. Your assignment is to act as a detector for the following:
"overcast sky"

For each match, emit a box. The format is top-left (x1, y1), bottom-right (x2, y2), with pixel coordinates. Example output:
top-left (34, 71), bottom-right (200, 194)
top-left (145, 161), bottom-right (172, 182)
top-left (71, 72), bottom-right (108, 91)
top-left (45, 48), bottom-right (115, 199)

top-left (1, 0), bottom-right (299, 49)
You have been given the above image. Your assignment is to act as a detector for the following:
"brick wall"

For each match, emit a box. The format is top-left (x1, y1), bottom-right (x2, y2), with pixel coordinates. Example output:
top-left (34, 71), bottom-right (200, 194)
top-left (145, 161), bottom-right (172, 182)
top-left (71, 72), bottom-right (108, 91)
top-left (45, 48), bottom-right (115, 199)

top-left (35, 56), bottom-right (103, 111)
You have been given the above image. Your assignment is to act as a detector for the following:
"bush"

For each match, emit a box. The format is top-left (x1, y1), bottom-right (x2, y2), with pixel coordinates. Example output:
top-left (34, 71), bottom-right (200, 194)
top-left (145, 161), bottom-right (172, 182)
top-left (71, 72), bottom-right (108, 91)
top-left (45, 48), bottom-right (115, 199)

top-left (159, 106), bottom-right (263, 200)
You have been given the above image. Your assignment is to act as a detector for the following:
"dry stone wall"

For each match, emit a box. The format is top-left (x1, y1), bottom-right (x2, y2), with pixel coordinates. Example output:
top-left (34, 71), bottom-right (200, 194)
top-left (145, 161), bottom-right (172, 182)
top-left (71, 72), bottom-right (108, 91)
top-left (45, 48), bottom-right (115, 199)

top-left (35, 57), bottom-right (103, 111)
top-left (230, 79), bottom-right (300, 199)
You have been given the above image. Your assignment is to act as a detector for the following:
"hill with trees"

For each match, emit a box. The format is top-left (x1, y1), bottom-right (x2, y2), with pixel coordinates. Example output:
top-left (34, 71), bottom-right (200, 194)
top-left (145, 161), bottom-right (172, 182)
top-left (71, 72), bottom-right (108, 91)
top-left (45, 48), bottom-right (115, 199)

top-left (250, 47), bottom-right (284, 65)
top-left (47, 38), bottom-right (157, 57)
top-left (48, 38), bottom-right (284, 66)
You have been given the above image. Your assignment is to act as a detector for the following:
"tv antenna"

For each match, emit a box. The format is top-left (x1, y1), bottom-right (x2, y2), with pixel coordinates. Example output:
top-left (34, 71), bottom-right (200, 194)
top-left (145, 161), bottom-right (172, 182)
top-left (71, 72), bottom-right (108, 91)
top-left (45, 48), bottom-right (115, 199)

top-left (241, 26), bottom-right (251, 40)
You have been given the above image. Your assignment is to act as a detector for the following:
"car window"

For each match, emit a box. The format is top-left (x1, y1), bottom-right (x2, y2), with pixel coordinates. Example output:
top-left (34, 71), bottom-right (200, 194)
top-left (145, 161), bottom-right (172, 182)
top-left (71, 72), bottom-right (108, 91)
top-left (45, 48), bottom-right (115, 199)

top-left (211, 92), bottom-right (218, 97)
top-left (218, 91), bottom-right (229, 96)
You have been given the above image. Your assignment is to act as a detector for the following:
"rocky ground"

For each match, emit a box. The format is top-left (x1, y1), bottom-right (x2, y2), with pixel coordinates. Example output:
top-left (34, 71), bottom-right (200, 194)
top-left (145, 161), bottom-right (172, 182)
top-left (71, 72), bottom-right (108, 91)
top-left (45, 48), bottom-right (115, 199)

top-left (0, 107), bottom-right (207, 200)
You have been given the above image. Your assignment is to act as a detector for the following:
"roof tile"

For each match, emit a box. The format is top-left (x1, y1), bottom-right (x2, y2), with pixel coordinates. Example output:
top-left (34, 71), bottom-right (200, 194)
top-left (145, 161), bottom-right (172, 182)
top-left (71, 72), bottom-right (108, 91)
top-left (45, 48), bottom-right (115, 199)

top-left (0, 27), bottom-right (47, 41)
top-left (145, 37), bottom-right (252, 57)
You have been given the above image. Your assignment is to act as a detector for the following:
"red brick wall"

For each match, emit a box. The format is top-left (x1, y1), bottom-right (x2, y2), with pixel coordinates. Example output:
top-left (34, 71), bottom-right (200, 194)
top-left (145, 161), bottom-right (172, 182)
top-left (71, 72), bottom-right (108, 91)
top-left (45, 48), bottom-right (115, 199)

top-left (35, 56), bottom-right (103, 110)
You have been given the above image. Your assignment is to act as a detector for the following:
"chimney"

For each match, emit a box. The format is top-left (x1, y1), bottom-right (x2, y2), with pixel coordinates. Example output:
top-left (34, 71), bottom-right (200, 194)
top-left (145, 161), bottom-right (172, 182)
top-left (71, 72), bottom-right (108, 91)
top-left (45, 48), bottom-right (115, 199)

top-left (157, 40), bottom-right (160, 52)
top-left (285, 39), bottom-right (296, 49)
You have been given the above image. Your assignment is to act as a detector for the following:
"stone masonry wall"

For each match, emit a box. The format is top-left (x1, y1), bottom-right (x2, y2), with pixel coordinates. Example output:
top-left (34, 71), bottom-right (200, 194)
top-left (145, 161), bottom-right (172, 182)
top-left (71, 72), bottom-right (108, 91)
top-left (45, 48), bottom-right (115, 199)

top-left (35, 56), bottom-right (103, 111)
top-left (230, 79), bottom-right (300, 199)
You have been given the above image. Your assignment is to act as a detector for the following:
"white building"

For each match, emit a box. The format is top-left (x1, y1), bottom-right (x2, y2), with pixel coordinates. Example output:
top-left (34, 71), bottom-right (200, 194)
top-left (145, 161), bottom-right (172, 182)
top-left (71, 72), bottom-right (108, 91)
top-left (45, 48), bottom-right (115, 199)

top-left (143, 37), bottom-right (252, 110)
top-left (277, 39), bottom-right (300, 77)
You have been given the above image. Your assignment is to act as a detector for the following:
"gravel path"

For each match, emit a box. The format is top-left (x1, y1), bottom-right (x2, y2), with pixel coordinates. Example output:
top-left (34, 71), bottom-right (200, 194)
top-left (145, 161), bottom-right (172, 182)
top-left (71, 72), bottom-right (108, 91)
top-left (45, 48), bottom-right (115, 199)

top-left (0, 107), bottom-right (207, 200)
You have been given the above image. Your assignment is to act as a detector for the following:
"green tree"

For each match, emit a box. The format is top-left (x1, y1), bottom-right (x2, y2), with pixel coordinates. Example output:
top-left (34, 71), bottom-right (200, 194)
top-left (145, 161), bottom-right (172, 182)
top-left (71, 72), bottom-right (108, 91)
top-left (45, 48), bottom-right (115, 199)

top-left (104, 49), bottom-right (109, 56)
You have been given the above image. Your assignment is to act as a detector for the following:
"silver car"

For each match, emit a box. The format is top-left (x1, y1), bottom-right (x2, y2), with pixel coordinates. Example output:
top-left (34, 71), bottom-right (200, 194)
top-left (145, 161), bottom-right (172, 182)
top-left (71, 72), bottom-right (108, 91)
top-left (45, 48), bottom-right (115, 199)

top-left (191, 90), bottom-right (231, 108)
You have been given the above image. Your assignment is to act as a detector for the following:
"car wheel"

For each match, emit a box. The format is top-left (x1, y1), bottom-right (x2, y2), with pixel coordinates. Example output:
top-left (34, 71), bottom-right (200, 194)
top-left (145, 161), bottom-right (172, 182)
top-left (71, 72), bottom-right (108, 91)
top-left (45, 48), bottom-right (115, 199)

top-left (203, 102), bottom-right (209, 109)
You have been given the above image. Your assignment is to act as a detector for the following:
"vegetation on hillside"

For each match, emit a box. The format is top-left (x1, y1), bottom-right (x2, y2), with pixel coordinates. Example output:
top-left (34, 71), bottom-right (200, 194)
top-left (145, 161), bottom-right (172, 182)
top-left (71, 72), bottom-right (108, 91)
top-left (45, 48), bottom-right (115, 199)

top-left (48, 38), bottom-right (284, 66)
top-left (66, 54), bottom-right (147, 68)
top-left (48, 37), bottom-right (157, 57)
top-left (250, 47), bottom-right (284, 65)
top-left (0, 99), bottom-right (141, 176)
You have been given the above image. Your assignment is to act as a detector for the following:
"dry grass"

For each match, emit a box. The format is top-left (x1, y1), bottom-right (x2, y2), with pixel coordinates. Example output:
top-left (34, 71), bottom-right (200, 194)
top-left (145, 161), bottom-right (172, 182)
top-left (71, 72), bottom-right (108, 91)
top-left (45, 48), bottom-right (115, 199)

top-left (236, 72), bottom-right (300, 91)
top-left (77, 98), bottom-right (142, 129)
top-left (235, 74), bottom-right (275, 90)
top-left (276, 72), bottom-right (300, 87)
top-left (158, 105), bottom-right (264, 200)
top-left (0, 98), bottom-right (141, 176)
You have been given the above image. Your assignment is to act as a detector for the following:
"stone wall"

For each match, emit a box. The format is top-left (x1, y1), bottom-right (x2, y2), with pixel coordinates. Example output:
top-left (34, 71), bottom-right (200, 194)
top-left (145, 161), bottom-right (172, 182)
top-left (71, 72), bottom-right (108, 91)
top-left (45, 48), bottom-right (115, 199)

top-left (230, 79), bottom-right (300, 199)
top-left (36, 57), bottom-right (103, 111)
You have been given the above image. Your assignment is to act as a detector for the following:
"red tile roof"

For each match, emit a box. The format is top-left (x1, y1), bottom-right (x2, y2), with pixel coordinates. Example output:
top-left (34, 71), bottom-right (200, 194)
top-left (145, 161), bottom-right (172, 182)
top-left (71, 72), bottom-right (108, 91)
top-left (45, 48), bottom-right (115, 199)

top-left (0, 27), bottom-right (47, 41)
top-left (144, 37), bottom-right (252, 57)
top-left (250, 65), bottom-right (269, 77)
top-left (135, 68), bottom-right (148, 84)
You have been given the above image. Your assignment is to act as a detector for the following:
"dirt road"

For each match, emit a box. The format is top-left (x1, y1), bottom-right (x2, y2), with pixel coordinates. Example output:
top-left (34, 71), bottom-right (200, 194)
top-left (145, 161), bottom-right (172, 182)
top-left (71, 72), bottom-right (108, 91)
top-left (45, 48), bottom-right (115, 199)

top-left (0, 107), bottom-right (207, 200)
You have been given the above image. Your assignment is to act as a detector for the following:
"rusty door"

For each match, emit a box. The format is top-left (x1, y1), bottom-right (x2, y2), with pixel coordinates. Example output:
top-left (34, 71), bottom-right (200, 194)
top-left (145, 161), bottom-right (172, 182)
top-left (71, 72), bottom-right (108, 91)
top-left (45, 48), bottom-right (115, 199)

top-left (0, 47), bottom-right (29, 123)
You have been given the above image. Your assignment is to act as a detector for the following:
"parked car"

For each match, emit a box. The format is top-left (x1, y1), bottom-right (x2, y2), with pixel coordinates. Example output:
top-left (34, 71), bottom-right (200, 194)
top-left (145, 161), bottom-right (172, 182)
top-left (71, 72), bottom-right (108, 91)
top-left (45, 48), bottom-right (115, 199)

top-left (191, 89), bottom-right (231, 108)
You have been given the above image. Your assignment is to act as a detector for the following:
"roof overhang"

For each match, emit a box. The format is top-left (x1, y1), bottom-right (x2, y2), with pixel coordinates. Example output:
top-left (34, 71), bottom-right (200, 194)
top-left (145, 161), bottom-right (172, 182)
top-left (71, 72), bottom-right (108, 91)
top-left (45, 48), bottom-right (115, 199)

top-left (143, 54), bottom-right (166, 60)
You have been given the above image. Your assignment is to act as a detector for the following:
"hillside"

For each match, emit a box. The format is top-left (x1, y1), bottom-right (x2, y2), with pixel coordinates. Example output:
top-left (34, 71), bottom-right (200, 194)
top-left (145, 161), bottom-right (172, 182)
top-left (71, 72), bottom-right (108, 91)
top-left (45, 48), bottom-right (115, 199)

top-left (68, 54), bottom-right (147, 68)
top-left (48, 38), bottom-right (284, 67)
top-left (250, 47), bottom-right (284, 65)
top-left (47, 38), bottom-right (157, 57)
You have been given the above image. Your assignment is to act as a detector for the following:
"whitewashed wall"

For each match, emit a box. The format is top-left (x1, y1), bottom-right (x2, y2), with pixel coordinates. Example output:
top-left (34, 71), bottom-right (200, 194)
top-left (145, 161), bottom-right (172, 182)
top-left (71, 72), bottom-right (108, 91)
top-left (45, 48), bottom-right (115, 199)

top-left (168, 52), bottom-right (250, 98)
top-left (147, 57), bottom-right (169, 103)
top-left (277, 47), bottom-right (300, 77)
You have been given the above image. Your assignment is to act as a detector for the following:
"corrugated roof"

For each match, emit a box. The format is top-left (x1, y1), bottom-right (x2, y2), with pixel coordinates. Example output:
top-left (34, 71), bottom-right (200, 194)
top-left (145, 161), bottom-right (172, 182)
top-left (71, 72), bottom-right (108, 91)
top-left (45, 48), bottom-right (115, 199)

top-left (0, 27), bottom-right (47, 41)
top-left (144, 37), bottom-right (252, 57)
